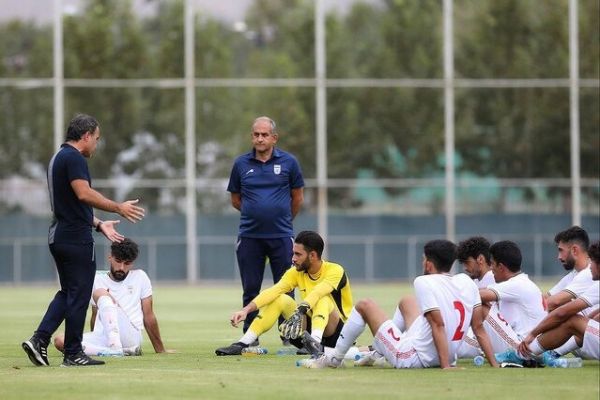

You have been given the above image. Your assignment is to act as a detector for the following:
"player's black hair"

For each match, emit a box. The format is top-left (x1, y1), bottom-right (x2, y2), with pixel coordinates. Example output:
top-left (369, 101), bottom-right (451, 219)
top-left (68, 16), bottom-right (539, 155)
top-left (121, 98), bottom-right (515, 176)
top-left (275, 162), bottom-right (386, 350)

top-left (554, 226), bottom-right (589, 251)
top-left (423, 240), bottom-right (457, 272)
top-left (589, 241), bottom-right (600, 264)
top-left (65, 113), bottom-right (99, 141)
top-left (490, 241), bottom-right (522, 272)
top-left (457, 236), bottom-right (491, 264)
top-left (295, 231), bottom-right (324, 258)
top-left (110, 238), bottom-right (139, 262)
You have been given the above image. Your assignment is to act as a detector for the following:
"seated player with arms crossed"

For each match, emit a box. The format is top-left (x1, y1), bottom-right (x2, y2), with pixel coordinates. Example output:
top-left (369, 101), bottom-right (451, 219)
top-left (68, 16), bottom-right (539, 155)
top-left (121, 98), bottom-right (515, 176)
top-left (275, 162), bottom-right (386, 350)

top-left (54, 239), bottom-right (173, 356)
top-left (216, 230), bottom-right (353, 356)
top-left (499, 240), bottom-right (600, 365)
top-left (304, 240), bottom-right (498, 369)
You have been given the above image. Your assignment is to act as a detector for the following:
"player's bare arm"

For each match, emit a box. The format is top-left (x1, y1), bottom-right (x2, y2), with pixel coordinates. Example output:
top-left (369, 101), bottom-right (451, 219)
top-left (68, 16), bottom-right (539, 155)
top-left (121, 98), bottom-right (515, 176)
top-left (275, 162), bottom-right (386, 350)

top-left (518, 298), bottom-right (588, 356)
top-left (424, 309), bottom-right (452, 369)
top-left (141, 296), bottom-right (173, 353)
top-left (470, 305), bottom-right (499, 367)
top-left (479, 288), bottom-right (498, 305)
top-left (546, 290), bottom-right (575, 312)
top-left (90, 306), bottom-right (98, 331)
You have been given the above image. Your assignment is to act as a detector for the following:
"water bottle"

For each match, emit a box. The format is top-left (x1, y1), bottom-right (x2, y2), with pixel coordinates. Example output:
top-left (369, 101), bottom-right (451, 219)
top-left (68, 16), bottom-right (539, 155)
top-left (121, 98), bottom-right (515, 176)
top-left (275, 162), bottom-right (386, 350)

top-left (550, 357), bottom-right (583, 368)
top-left (296, 358), bottom-right (311, 367)
top-left (277, 347), bottom-right (298, 356)
top-left (473, 355), bottom-right (485, 366)
top-left (241, 347), bottom-right (268, 356)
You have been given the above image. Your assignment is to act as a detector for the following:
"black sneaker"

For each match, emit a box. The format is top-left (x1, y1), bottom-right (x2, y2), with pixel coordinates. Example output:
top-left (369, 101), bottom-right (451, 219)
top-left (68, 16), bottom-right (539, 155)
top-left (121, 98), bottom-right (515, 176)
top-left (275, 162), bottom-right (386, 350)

top-left (215, 342), bottom-right (248, 356)
top-left (62, 352), bottom-right (105, 367)
top-left (22, 336), bottom-right (49, 366)
top-left (301, 331), bottom-right (324, 357)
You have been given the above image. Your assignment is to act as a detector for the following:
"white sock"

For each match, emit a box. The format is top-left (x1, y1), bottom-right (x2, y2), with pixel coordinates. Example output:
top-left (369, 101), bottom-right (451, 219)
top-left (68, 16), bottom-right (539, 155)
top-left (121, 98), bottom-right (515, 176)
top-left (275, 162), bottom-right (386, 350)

top-left (392, 307), bottom-right (405, 331)
top-left (324, 345), bottom-right (360, 360)
top-left (97, 296), bottom-right (122, 350)
top-left (333, 307), bottom-right (365, 359)
top-left (528, 338), bottom-right (546, 356)
top-left (239, 330), bottom-right (258, 346)
top-left (311, 329), bottom-right (323, 343)
top-left (554, 336), bottom-right (579, 356)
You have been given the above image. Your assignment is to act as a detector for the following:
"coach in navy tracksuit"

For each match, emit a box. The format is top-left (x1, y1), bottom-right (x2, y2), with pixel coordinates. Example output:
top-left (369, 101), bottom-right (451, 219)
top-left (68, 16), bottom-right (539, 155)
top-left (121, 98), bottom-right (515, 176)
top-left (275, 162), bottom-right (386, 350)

top-left (228, 116), bottom-right (304, 334)
top-left (22, 114), bottom-right (145, 367)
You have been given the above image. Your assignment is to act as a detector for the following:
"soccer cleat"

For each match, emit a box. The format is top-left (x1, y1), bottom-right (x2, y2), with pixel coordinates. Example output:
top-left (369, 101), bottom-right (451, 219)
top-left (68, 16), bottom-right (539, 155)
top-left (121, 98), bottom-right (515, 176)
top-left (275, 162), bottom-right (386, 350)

top-left (22, 336), bottom-right (50, 367)
top-left (302, 353), bottom-right (344, 369)
top-left (354, 350), bottom-right (385, 367)
top-left (301, 331), bottom-right (323, 357)
top-left (62, 352), bottom-right (105, 366)
top-left (495, 348), bottom-right (524, 365)
top-left (215, 342), bottom-right (248, 356)
top-left (540, 350), bottom-right (560, 367)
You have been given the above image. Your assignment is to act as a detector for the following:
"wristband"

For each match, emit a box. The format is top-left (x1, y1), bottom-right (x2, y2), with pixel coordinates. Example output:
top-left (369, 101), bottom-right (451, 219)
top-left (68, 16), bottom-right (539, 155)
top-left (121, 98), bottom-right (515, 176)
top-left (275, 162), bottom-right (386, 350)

top-left (95, 221), bottom-right (103, 232)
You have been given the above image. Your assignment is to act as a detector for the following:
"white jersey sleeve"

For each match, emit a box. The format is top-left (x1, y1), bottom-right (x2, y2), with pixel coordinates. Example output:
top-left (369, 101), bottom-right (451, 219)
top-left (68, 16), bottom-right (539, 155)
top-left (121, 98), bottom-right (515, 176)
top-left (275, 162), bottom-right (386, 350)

top-left (414, 276), bottom-right (440, 314)
top-left (562, 267), bottom-right (593, 298)
top-left (578, 281), bottom-right (600, 308)
top-left (548, 271), bottom-right (575, 296)
top-left (138, 270), bottom-right (153, 299)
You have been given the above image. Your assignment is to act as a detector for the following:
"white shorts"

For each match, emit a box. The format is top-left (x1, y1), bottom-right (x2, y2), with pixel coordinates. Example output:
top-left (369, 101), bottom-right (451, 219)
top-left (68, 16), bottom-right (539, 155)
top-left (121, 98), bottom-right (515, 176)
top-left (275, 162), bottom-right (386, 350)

top-left (373, 320), bottom-right (424, 369)
top-left (581, 319), bottom-right (599, 360)
top-left (84, 306), bottom-right (142, 350)
top-left (456, 304), bottom-right (520, 358)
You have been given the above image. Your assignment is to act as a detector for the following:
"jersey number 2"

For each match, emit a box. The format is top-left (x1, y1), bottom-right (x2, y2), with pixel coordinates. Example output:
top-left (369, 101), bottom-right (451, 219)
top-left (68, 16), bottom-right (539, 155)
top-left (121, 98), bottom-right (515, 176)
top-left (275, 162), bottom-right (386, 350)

top-left (452, 301), bottom-right (466, 341)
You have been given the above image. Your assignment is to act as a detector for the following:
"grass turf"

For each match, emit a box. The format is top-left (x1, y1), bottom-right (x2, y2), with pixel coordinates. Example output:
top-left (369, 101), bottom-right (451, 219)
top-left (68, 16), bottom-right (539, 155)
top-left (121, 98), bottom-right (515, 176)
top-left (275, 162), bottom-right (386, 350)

top-left (0, 284), bottom-right (598, 400)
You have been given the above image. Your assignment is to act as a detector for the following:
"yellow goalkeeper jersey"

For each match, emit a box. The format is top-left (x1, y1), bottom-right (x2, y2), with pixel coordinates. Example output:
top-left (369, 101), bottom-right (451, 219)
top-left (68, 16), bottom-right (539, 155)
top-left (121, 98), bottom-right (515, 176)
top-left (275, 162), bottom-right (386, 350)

top-left (253, 261), bottom-right (353, 321)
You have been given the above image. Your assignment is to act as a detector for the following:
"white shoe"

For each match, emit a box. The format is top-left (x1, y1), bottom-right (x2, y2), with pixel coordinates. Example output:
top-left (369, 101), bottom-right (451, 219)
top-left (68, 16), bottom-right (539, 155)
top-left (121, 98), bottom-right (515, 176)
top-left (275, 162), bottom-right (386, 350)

top-left (303, 353), bottom-right (344, 369)
top-left (354, 350), bottom-right (384, 367)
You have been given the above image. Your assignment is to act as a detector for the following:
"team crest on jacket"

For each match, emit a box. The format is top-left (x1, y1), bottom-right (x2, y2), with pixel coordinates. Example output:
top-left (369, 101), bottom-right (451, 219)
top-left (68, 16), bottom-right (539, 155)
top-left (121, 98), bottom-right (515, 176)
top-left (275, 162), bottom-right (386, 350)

top-left (274, 164), bottom-right (281, 175)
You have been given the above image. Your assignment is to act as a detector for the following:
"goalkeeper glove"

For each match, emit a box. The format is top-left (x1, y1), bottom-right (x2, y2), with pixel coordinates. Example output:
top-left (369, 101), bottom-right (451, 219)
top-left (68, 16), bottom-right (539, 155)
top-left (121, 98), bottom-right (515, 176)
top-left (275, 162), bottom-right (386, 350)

top-left (280, 302), bottom-right (310, 340)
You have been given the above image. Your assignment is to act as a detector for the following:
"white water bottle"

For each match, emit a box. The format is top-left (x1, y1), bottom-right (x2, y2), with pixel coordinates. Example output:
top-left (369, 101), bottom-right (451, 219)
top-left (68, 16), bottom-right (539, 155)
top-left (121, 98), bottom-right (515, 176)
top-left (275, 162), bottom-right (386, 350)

top-left (551, 357), bottom-right (582, 368)
top-left (241, 347), bottom-right (268, 356)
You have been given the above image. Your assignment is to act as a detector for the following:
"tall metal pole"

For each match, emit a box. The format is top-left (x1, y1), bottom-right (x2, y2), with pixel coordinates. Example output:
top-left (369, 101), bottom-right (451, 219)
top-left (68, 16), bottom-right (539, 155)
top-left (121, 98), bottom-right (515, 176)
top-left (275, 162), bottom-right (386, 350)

top-left (184, 0), bottom-right (198, 282)
top-left (569, 0), bottom-right (581, 226)
top-left (315, 0), bottom-right (328, 252)
top-left (443, 0), bottom-right (456, 241)
top-left (53, 0), bottom-right (64, 149)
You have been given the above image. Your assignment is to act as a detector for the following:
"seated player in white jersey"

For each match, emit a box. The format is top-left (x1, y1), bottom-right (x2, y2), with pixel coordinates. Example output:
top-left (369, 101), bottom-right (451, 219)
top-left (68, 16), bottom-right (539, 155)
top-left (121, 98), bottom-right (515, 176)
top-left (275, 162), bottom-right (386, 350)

top-left (303, 240), bottom-right (498, 369)
top-left (498, 240), bottom-right (600, 365)
top-left (54, 238), bottom-right (173, 356)
top-left (455, 237), bottom-right (521, 358)
top-left (545, 226), bottom-right (595, 313)
top-left (479, 241), bottom-right (546, 348)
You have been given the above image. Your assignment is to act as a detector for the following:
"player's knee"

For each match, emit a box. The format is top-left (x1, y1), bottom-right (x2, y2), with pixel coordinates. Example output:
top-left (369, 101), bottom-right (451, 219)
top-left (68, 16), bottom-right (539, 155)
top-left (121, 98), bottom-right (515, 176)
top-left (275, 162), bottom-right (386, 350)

top-left (92, 288), bottom-right (110, 303)
top-left (356, 298), bottom-right (377, 315)
top-left (53, 334), bottom-right (65, 352)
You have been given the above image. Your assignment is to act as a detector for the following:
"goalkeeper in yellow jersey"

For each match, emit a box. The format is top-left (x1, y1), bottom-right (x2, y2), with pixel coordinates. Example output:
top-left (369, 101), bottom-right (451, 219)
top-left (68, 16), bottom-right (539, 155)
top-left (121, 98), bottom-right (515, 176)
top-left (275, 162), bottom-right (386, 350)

top-left (216, 230), bottom-right (353, 356)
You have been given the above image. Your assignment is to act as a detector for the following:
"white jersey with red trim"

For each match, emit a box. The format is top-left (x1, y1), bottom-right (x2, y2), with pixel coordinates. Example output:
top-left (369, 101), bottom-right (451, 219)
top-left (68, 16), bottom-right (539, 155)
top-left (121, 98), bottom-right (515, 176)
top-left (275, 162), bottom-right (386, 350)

top-left (409, 273), bottom-right (481, 367)
top-left (488, 273), bottom-right (546, 338)
top-left (475, 270), bottom-right (496, 289)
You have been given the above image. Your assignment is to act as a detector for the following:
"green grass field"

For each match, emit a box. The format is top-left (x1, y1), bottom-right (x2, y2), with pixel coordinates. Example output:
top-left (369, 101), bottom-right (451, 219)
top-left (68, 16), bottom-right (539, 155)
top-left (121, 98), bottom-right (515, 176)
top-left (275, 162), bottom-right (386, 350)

top-left (0, 284), bottom-right (598, 400)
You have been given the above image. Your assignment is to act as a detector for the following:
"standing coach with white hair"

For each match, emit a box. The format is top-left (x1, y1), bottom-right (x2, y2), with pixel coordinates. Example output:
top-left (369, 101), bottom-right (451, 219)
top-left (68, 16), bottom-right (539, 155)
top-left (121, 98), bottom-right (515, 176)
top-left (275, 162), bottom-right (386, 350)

top-left (22, 114), bottom-right (145, 367)
top-left (227, 116), bottom-right (304, 338)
